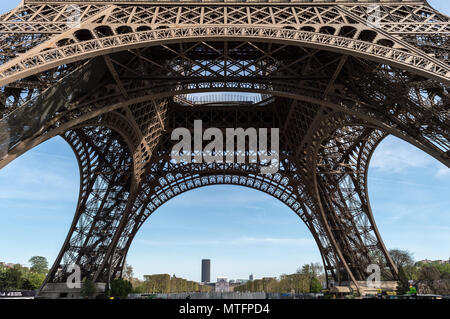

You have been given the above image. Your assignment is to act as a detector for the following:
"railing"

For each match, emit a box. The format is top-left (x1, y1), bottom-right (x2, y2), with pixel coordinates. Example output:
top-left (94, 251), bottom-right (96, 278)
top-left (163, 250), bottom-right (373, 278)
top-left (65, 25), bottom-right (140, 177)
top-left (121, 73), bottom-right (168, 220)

top-left (174, 93), bottom-right (267, 106)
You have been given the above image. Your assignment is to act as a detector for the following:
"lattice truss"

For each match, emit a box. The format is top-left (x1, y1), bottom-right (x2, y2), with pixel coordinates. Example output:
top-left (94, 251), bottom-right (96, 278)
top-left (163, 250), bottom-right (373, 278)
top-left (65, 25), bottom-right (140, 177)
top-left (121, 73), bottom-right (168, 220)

top-left (0, 0), bottom-right (449, 291)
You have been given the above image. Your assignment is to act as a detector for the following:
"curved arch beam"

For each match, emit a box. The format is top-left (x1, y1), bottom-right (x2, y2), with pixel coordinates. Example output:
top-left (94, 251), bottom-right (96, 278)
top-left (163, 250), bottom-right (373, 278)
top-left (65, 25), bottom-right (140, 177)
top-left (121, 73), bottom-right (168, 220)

top-left (306, 116), bottom-right (399, 285)
top-left (1, 26), bottom-right (449, 87)
top-left (2, 78), bottom-right (447, 173)
top-left (111, 169), bottom-right (338, 283)
top-left (357, 132), bottom-right (398, 278)
top-left (42, 125), bottom-right (136, 286)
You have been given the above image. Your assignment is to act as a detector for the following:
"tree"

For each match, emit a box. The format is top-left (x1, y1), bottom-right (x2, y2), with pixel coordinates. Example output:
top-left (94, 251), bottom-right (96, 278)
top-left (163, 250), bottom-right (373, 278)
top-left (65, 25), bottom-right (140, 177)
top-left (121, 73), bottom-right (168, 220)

top-left (433, 262), bottom-right (450, 278)
top-left (297, 263), bottom-right (323, 277)
top-left (22, 271), bottom-right (45, 290)
top-left (403, 265), bottom-right (419, 280)
top-left (310, 277), bottom-right (322, 293)
top-left (296, 263), bottom-right (323, 293)
top-left (309, 263), bottom-right (324, 277)
top-left (81, 279), bottom-right (97, 299)
top-left (397, 266), bottom-right (410, 295)
top-left (419, 266), bottom-right (441, 281)
top-left (0, 265), bottom-right (23, 290)
top-left (28, 256), bottom-right (48, 274)
top-left (110, 278), bottom-right (133, 299)
top-left (0, 264), bottom-right (46, 290)
top-left (389, 249), bottom-right (414, 269)
top-left (441, 272), bottom-right (450, 280)
top-left (298, 264), bottom-right (311, 276)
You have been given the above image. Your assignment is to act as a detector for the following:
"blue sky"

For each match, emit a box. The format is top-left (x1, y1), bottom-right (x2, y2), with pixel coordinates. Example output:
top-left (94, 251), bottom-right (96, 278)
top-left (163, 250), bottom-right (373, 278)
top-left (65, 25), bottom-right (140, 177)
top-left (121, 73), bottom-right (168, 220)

top-left (0, 1), bottom-right (449, 282)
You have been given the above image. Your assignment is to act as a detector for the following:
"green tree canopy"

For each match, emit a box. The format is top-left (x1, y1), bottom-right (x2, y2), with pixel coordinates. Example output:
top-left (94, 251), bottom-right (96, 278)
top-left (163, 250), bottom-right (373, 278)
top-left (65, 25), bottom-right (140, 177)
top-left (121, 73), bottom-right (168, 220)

top-left (110, 278), bottom-right (133, 299)
top-left (0, 264), bottom-right (46, 290)
top-left (28, 256), bottom-right (48, 274)
top-left (310, 277), bottom-right (322, 293)
top-left (397, 266), bottom-right (411, 295)
top-left (81, 279), bottom-right (97, 299)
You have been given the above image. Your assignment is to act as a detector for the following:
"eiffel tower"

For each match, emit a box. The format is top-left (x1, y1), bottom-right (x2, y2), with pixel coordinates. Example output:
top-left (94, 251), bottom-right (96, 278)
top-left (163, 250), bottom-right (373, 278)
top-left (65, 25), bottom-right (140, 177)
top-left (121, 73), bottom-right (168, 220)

top-left (0, 0), bottom-right (448, 297)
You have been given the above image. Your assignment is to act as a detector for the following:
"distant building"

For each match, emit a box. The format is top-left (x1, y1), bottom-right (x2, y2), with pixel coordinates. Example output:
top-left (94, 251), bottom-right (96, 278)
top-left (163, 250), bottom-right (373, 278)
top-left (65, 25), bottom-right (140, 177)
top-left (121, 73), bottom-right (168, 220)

top-left (0, 262), bottom-right (21, 269)
top-left (229, 279), bottom-right (248, 285)
top-left (418, 258), bottom-right (450, 265)
top-left (249, 274), bottom-right (254, 281)
top-left (201, 259), bottom-right (211, 283)
top-left (215, 277), bottom-right (229, 293)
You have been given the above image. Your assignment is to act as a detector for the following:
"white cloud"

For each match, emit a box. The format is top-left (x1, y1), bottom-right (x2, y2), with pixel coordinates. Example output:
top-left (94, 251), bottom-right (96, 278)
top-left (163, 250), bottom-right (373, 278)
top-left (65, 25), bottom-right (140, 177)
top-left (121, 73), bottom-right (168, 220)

top-left (436, 166), bottom-right (450, 177)
top-left (0, 146), bottom-right (79, 202)
top-left (370, 136), bottom-right (449, 178)
top-left (371, 138), bottom-right (431, 172)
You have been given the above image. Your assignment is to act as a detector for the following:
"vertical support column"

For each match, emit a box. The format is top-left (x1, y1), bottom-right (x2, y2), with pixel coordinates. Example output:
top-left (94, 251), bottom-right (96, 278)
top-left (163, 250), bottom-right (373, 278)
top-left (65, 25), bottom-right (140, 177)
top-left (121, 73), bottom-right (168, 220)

top-left (42, 125), bottom-right (135, 290)
top-left (307, 118), bottom-right (398, 291)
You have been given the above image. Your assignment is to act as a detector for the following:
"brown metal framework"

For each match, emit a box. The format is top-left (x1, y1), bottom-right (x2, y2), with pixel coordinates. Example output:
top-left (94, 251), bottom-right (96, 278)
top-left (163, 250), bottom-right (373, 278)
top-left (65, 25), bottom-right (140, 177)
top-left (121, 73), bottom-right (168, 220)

top-left (0, 0), bottom-right (449, 292)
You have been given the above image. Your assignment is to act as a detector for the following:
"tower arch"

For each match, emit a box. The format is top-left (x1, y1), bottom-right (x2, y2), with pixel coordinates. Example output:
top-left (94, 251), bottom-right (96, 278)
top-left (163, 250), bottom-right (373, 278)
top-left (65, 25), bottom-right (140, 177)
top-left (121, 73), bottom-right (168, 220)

top-left (0, 0), bottom-right (448, 296)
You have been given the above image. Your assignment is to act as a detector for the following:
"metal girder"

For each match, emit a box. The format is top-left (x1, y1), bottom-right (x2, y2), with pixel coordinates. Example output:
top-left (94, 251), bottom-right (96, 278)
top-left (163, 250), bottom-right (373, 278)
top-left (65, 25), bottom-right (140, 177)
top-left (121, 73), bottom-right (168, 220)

top-left (43, 121), bottom-right (136, 285)
top-left (0, 2), bottom-right (449, 86)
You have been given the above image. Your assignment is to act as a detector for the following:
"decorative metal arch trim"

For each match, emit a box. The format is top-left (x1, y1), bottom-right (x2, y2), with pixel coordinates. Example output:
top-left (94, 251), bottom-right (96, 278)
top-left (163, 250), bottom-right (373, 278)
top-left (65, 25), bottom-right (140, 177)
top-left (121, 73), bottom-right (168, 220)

top-left (1, 79), bottom-right (447, 173)
top-left (116, 170), bottom-right (337, 282)
top-left (0, 26), bottom-right (449, 87)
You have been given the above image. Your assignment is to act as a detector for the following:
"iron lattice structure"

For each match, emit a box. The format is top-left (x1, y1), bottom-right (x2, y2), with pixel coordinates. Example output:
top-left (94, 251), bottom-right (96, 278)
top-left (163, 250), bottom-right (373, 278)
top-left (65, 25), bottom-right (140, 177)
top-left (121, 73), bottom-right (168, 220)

top-left (0, 0), bottom-right (449, 291)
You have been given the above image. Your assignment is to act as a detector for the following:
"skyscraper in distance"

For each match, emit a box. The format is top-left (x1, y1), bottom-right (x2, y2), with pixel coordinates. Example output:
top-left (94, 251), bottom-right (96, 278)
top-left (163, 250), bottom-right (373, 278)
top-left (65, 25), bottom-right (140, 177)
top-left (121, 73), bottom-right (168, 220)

top-left (201, 259), bottom-right (211, 283)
